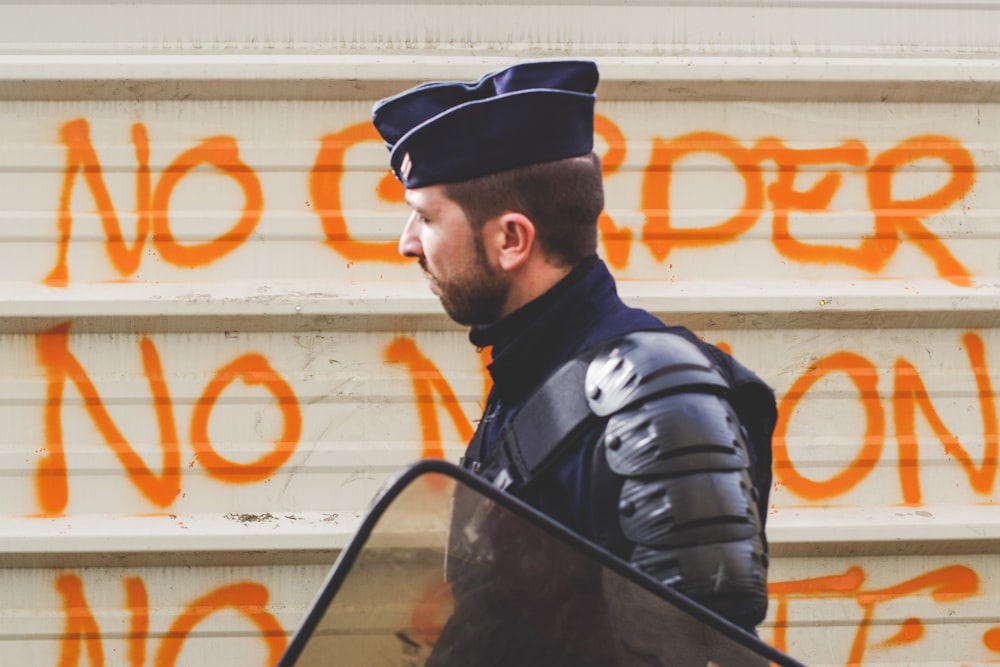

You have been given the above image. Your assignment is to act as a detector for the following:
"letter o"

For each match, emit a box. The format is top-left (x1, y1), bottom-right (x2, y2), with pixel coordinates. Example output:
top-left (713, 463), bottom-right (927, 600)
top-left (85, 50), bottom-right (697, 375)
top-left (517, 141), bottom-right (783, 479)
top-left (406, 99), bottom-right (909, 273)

top-left (773, 352), bottom-right (884, 500)
top-left (190, 354), bottom-right (301, 483)
top-left (154, 582), bottom-right (286, 666)
top-left (152, 136), bottom-right (263, 267)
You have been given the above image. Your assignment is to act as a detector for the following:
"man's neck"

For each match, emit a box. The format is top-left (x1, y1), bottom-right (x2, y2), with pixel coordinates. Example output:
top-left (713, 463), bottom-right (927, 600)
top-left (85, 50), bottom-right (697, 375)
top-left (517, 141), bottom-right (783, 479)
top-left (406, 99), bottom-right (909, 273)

top-left (499, 258), bottom-right (573, 319)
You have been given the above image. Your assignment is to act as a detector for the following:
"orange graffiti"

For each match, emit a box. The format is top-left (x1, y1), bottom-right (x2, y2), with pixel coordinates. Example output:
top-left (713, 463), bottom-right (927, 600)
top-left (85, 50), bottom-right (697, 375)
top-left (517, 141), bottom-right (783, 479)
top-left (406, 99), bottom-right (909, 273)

top-left (190, 354), bottom-right (302, 483)
top-left (594, 114), bottom-right (632, 268)
top-left (628, 127), bottom-right (975, 284)
top-left (150, 136), bottom-right (263, 267)
top-left (384, 337), bottom-right (475, 461)
top-left (154, 582), bottom-right (286, 666)
top-left (35, 322), bottom-right (299, 514)
top-left (773, 352), bottom-right (884, 500)
top-left (55, 574), bottom-right (286, 667)
top-left (642, 131), bottom-right (765, 261)
top-left (754, 138), bottom-right (875, 267)
top-left (867, 135), bottom-right (975, 287)
top-left (769, 565), bottom-right (980, 665)
top-left (56, 574), bottom-right (105, 667)
top-left (37, 323), bottom-right (181, 514)
top-left (47, 119), bottom-right (151, 286)
top-left (711, 340), bottom-right (732, 355)
top-left (126, 578), bottom-right (149, 667)
top-left (45, 117), bottom-right (979, 286)
top-left (756, 135), bottom-right (974, 285)
top-left (409, 581), bottom-right (455, 644)
top-left (310, 121), bottom-right (409, 263)
top-left (873, 617), bottom-right (924, 649)
top-left (768, 566), bottom-right (865, 653)
top-left (894, 332), bottom-right (998, 504)
top-left (775, 332), bottom-right (998, 503)
top-left (46, 119), bottom-right (262, 286)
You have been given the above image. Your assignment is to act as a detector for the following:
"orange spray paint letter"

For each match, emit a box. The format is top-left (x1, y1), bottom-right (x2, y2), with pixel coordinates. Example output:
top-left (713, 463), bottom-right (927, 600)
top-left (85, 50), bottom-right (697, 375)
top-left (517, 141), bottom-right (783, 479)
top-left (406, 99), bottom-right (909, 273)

top-left (384, 337), bottom-right (475, 461)
top-left (58, 575), bottom-right (149, 667)
top-left (151, 136), bottom-right (263, 267)
top-left (641, 132), bottom-right (764, 261)
top-left (769, 565), bottom-right (979, 664)
top-left (768, 566), bottom-right (865, 654)
top-left (55, 574), bottom-right (105, 667)
top-left (190, 354), bottom-right (302, 483)
top-left (36, 323), bottom-right (181, 514)
top-left (126, 578), bottom-right (149, 667)
top-left (47, 119), bottom-right (152, 286)
top-left (867, 135), bottom-right (974, 286)
top-left (594, 114), bottom-right (632, 268)
top-left (753, 138), bottom-right (878, 268)
top-left (154, 582), bottom-right (287, 666)
top-left (848, 565), bottom-right (979, 664)
top-left (773, 352), bottom-right (884, 500)
top-left (894, 331), bottom-right (998, 504)
top-left (310, 122), bottom-right (409, 263)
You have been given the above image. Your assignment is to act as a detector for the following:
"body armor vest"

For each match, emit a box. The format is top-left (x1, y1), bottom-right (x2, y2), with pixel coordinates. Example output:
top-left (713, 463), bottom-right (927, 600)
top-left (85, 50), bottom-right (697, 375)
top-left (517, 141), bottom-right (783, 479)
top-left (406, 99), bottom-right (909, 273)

top-left (461, 330), bottom-right (772, 629)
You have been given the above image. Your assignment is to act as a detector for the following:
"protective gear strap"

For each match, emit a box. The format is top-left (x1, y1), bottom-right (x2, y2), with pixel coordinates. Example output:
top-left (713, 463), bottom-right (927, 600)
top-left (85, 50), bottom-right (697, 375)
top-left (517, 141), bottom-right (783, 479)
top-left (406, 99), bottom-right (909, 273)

top-left (484, 355), bottom-right (594, 489)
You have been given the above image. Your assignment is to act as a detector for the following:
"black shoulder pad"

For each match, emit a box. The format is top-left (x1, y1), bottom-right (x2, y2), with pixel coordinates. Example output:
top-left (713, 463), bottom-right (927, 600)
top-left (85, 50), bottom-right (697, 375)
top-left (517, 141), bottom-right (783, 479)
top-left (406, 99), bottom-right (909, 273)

top-left (585, 331), bottom-right (729, 417)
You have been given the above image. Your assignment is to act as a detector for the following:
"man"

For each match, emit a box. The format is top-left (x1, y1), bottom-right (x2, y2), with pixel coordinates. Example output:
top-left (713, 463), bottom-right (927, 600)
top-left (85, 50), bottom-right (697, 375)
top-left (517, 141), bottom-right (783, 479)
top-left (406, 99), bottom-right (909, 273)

top-left (373, 60), bottom-right (776, 654)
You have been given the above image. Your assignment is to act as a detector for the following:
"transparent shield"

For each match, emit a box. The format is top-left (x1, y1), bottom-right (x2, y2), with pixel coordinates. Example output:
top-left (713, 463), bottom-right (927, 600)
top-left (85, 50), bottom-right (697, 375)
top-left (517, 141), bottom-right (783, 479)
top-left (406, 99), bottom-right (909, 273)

top-left (280, 461), bottom-right (803, 667)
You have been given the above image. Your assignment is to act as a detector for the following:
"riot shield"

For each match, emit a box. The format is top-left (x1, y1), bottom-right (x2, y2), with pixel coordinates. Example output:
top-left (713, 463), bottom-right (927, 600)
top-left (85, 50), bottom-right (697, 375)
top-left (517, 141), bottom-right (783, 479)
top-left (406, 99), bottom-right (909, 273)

top-left (279, 460), bottom-right (804, 667)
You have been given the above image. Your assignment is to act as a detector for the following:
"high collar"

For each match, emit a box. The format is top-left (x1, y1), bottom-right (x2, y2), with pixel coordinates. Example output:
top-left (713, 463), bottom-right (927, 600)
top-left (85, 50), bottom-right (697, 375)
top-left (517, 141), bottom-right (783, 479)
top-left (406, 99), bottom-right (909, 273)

top-left (468, 254), bottom-right (613, 403)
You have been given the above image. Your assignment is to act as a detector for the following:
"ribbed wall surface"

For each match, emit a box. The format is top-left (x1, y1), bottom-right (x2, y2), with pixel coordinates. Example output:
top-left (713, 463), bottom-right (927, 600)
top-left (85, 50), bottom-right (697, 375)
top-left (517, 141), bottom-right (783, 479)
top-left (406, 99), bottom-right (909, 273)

top-left (1, 1), bottom-right (999, 665)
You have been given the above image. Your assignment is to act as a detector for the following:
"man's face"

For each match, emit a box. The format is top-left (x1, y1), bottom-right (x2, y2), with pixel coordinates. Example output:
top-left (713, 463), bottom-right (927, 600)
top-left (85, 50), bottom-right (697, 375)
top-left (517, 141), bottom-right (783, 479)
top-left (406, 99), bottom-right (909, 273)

top-left (399, 185), bottom-right (510, 325)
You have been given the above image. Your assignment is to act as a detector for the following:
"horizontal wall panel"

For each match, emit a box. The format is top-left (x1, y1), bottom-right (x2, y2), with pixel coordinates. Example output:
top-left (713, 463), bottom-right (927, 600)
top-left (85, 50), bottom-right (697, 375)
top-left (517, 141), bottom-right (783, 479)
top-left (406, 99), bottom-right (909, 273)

top-left (1, 55), bottom-right (998, 102)
top-left (2, 1), bottom-right (999, 58)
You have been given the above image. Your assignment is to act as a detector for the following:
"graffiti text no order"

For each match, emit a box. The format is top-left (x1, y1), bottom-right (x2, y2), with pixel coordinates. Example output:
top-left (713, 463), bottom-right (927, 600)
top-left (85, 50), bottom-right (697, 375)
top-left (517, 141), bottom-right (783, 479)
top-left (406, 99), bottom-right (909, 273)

top-left (48, 117), bottom-right (976, 286)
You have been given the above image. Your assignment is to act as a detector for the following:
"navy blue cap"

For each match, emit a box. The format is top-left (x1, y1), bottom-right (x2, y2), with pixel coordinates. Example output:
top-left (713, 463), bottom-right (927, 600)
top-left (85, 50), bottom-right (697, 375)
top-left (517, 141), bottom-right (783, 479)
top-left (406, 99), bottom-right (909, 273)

top-left (372, 60), bottom-right (599, 188)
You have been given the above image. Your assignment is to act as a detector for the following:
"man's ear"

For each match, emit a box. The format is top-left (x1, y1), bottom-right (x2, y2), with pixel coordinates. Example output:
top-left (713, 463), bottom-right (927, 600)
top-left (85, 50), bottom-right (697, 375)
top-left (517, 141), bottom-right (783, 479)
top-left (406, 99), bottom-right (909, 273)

top-left (488, 212), bottom-right (536, 272)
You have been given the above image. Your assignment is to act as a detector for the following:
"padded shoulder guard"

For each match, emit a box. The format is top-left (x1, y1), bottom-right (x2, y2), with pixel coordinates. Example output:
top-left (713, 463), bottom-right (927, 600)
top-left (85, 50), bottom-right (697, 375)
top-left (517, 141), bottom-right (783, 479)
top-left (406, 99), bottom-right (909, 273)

top-left (587, 332), bottom-right (769, 629)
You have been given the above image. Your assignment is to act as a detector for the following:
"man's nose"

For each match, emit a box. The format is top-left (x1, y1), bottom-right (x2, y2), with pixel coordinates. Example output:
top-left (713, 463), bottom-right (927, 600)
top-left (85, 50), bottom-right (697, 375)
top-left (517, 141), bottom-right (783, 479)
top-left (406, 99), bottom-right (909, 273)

top-left (398, 212), bottom-right (422, 258)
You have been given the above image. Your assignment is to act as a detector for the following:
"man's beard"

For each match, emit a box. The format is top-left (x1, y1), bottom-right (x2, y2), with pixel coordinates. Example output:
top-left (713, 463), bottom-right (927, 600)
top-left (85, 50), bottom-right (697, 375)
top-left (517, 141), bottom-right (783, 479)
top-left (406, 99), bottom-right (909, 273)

top-left (422, 255), bottom-right (510, 326)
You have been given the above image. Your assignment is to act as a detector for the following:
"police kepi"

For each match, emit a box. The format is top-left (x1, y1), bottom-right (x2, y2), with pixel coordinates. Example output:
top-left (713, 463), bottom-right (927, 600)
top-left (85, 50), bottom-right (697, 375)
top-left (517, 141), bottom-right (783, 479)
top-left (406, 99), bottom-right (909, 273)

top-left (372, 59), bottom-right (598, 187)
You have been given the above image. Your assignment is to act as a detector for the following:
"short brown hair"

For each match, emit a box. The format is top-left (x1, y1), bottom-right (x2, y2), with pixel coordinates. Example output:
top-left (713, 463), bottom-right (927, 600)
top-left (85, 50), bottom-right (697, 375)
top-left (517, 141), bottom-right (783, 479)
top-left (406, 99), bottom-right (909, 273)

top-left (441, 153), bottom-right (603, 267)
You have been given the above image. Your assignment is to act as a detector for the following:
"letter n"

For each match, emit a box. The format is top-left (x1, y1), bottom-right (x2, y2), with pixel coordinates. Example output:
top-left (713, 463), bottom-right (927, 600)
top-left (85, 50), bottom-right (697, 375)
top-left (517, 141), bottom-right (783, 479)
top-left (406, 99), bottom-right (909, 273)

top-left (46, 119), bottom-right (151, 286)
top-left (54, 574), bottom-right (104, 667)
top-left (893, 332), bottom-right (997, 504)
top-left (35, 322), bottom-right (181, 514)
top-left (384, 337), bottom-right (475, 460)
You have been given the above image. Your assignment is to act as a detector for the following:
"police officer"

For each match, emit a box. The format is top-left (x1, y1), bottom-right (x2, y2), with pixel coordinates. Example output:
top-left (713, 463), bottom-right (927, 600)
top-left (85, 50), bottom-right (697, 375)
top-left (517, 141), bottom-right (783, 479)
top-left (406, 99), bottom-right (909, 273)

top-left (372, 59), bottom-right (776, 656)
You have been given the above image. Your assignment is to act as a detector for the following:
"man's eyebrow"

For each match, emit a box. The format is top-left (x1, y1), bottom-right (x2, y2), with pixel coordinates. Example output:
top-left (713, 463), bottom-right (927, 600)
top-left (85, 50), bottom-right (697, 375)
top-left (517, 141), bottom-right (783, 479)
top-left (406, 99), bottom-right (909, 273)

top-left (404, 194), bottom-right (430, 216)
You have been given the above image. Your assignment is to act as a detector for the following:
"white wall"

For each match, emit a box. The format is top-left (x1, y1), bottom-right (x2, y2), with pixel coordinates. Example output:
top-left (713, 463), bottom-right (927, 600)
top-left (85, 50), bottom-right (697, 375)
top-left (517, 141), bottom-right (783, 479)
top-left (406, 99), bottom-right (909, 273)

top-left (1, 1), bottom-right (999, 664)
